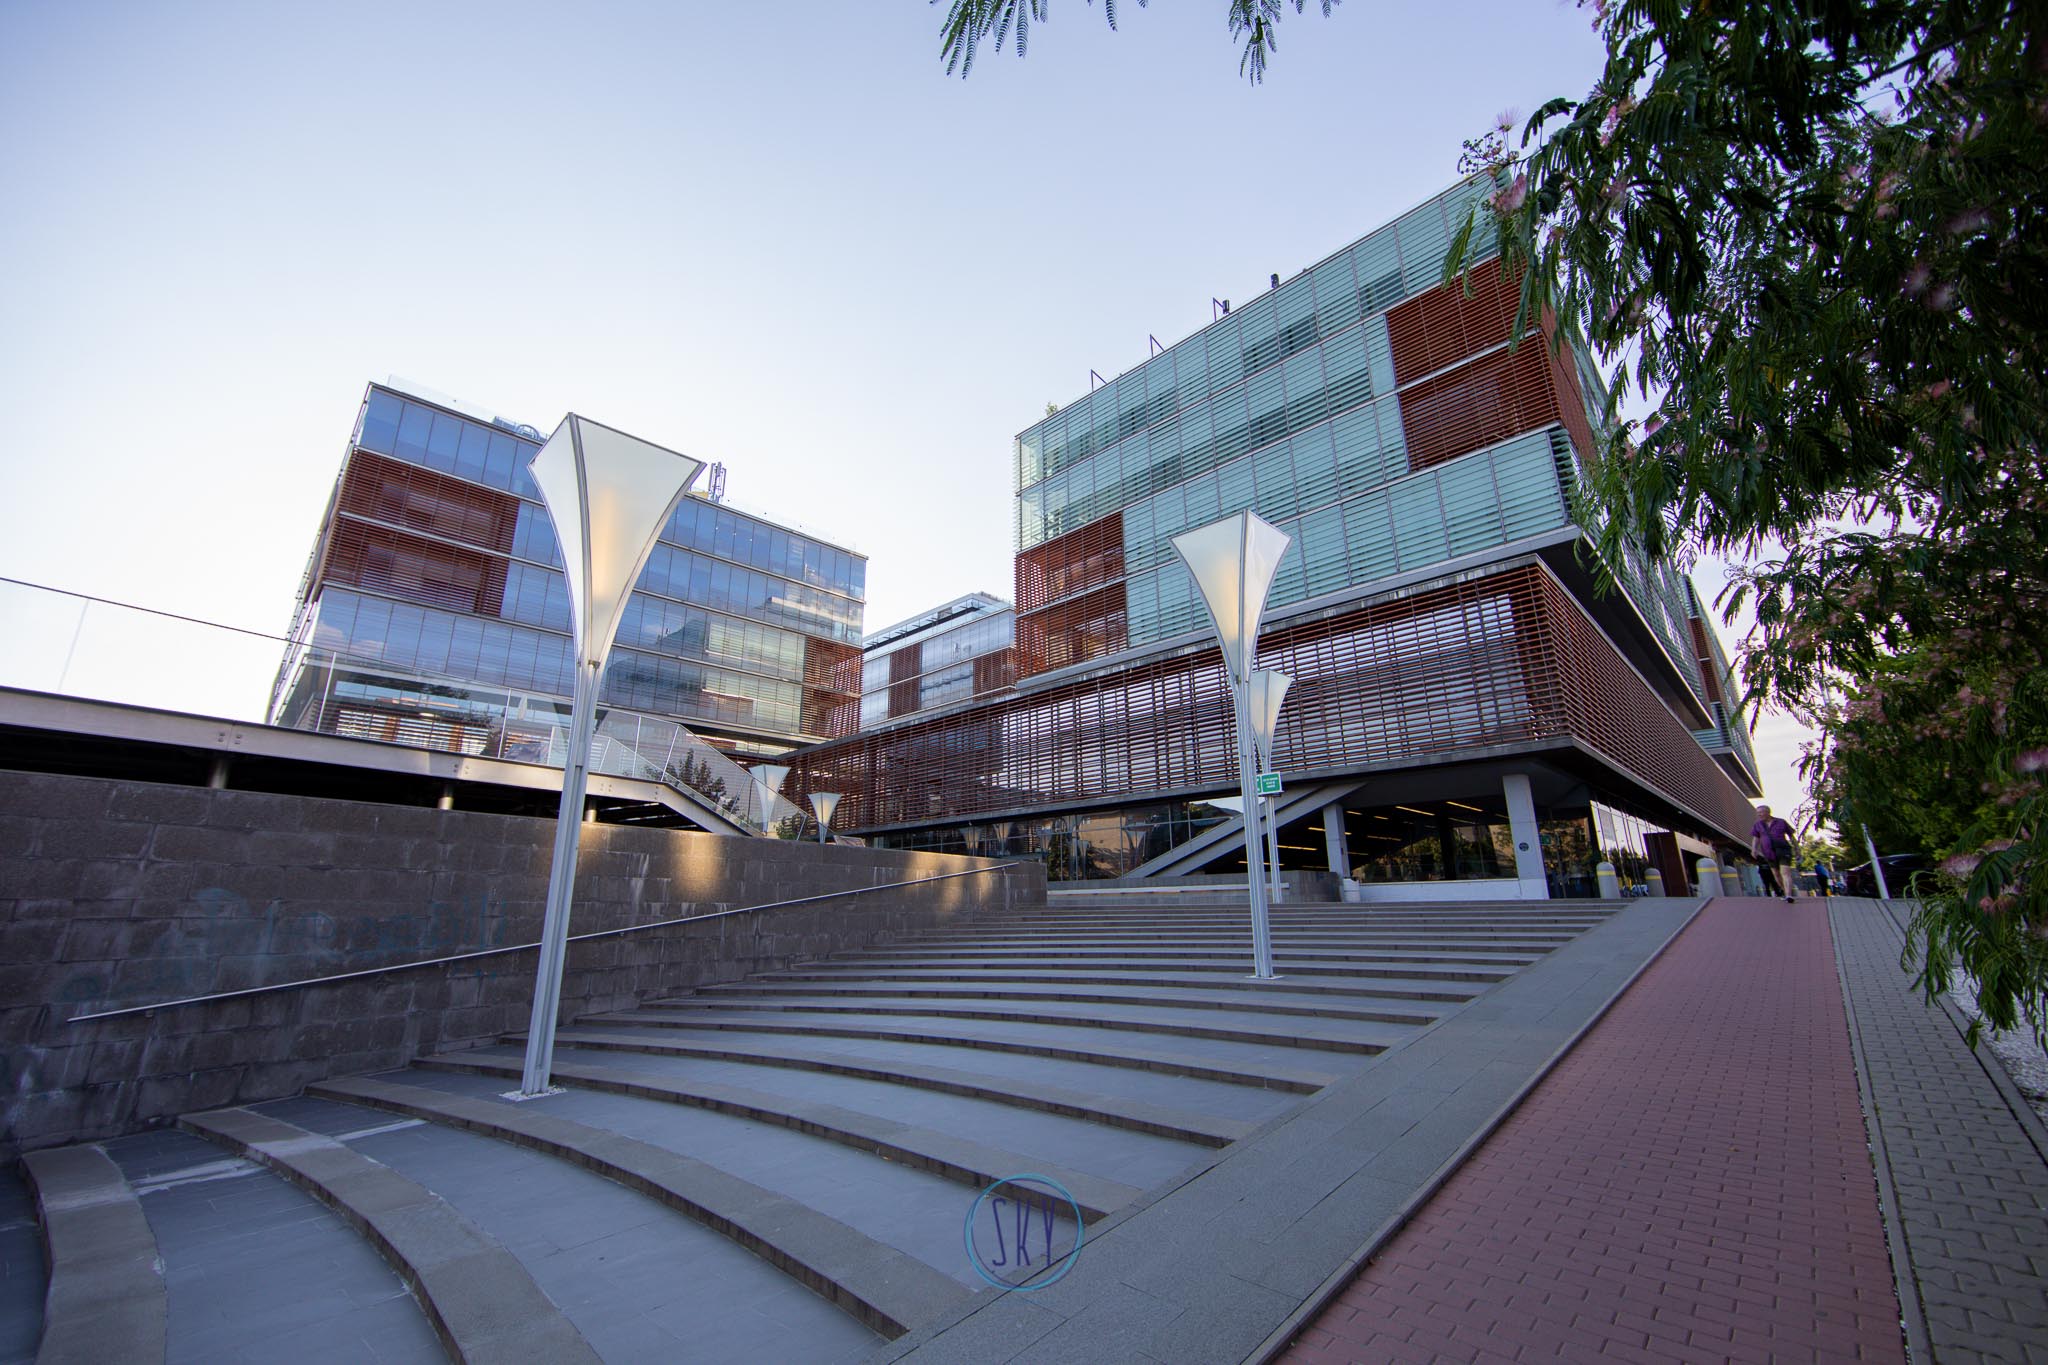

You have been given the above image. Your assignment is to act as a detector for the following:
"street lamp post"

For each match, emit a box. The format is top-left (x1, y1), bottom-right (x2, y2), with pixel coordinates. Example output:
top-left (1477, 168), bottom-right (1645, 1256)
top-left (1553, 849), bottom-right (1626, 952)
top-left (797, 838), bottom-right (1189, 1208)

top-left (1250, 669), bottom-right (1292, 906)
top-left (517, 416), bottom-right (703, 1098)
top-left (1172, 510), bottom-right (1292, 980)
top-left (810, 791), bottom-right (842, 845)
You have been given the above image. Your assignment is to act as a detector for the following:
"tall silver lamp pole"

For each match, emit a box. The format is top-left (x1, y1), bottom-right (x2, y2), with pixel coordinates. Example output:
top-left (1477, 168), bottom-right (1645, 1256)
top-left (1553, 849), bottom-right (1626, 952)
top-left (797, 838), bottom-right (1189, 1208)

top-left (1250, 669), bottom-right (1292, 906)
top-left (517, 416), bottom-right (703, 1098)
top-left (1173, 511), bottom-right (1292, 980)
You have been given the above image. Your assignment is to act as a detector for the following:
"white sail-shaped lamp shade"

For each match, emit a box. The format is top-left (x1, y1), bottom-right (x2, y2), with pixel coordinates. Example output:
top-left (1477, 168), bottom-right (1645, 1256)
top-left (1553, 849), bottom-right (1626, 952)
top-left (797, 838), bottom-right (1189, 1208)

top-left (1171, 511), bottom-right (1290, 685)
top-left (1250, 669), bottom-right (1292, 905)
top-left (751, 764), bottom-right (792, 832)
top-left (809, 791), bottom-right (843, 845)
top-left (527, 415), bottom-right (705, 669)
top-left (1249, 669), bottom-right (1292, 763)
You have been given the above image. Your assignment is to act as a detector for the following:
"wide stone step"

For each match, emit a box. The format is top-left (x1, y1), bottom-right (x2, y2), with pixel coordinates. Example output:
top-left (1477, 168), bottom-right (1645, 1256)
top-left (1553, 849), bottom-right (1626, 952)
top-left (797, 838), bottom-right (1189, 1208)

top-left (696, 974), bottom-right (1483, 1014)
top-left (617, 994), bottom-right (1422, 1053)
top-left (510, 1029), bottom-right (1262, 1146)
top-left (19, 1145), bottom-right (167, 1364)
top-left (836, 945), bottom-right (1545, 968)
top-left (321, 1069), bottom-right (1016, 1294)
top-left (573, 1008), bottom-right (1355, 1091)
top-left (981, 906), bottom-right (1608, 918)
top-left (405, 1052), bottom-right (1158, 1219)
top-left (768, 960), bottom-right (1516, 988)
top-left (0, 1168), bottom-right (45, 1365)
top-left (942, 925), bottom-right (1597, 945)
top-left (299, 1076), bottom-right (962, 1345)
top-left (897, 933), bottom-right (1581, 957)
top-left (913, 925), bottom-right (1597, 933)
top-left (181, 1105), bottom-right (602, 1364)
top-left (94, 1125), bottom-right (447, 1365)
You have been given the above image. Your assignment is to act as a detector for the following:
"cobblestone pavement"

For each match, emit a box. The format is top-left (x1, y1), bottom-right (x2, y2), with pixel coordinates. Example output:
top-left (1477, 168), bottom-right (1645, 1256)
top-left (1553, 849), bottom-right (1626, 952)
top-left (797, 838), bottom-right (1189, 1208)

top-left (1831, 898), bottom-right (2048, 1364)
top-left (1281, 899), bottom-right (1907, 1364)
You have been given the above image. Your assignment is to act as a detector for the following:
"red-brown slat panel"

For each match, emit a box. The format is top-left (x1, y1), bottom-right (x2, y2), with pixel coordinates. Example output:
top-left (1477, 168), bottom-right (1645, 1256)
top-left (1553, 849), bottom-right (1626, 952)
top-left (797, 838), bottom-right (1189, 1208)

top-left (339, 451), bottom-right (520, 553)
top-left (322, 516), bottom-right (510, 617)
top-left (1015, 581), bottom-right (1128, 677)
top-left (1015, 512), bottom-right (1125, 615)
top-left (1398, 343), bottom-right (1562, 472)
top-left (1385, 266), bottom-right (1526, 386)
top-left (791, 563), bottom-right (1755, 843)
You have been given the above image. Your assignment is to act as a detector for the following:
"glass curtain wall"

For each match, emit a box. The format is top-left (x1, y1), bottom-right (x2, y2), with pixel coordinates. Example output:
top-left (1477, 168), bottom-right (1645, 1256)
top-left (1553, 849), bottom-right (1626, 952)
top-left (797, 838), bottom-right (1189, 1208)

top-left (279, 384), bottom-right (866, 755)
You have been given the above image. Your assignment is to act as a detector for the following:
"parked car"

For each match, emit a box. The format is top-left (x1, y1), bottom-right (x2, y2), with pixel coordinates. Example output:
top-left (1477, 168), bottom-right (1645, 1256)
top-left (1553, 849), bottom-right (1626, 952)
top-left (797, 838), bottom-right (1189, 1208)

top-left (1841, 853), bottom-right (1933, 898)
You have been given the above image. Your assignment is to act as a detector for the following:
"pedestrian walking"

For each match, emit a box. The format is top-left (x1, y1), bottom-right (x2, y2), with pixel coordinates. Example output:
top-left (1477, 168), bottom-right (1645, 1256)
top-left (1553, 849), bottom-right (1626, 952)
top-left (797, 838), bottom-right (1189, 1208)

top-left (1814, 861), bottom-right (1833, 898)
top-left (1750, 806), bottom-right (1797, 903)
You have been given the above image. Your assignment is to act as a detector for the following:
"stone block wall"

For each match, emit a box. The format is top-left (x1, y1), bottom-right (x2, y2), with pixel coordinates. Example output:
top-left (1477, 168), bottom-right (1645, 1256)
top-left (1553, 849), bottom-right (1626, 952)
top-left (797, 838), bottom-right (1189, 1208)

top-left (0, 770), bottom-right (1043, 1155)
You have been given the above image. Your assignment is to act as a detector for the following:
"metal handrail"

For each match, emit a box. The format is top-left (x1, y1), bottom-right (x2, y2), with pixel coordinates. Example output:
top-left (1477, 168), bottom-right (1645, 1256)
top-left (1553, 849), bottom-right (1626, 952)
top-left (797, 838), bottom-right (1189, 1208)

top-left (65, 863), bottom-right (1024, 1023)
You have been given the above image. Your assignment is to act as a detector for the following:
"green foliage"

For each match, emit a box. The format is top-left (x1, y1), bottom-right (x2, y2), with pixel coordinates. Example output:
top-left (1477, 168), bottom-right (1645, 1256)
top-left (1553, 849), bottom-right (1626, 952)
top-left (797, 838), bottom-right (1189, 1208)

top-left (1441, 1), bottom-right (2048, 1044)
top-left (1793, 830), bottom-right (1847, 872)
top-left (933, 0), bottom-right (1341, 83)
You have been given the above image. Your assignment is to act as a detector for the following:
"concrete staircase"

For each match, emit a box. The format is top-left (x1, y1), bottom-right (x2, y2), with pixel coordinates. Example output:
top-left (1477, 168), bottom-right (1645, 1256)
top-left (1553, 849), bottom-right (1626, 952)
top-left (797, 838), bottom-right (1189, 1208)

top-left (5, 898), bottom-right (1612, 1363)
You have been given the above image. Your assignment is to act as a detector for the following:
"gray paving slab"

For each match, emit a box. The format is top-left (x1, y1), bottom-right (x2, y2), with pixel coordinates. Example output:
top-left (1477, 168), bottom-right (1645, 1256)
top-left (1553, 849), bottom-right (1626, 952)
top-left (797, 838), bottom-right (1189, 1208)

top-left (546, 1026), bottom-right (1303, 1124)
top-left (181, 1105), bottom-right (602, 1365)
top-left (99, 1127), bottom-right (444, 1365)
top-left (257, 1090), bottom-right (884, 1361)
top-left (881, 896), bottom-right (1702, 1363)
top-left (0, 1168), bottom-right (44, 1365)
top-left (1831, 898), bottom-right (2048, 1365)
top-left (17, 1142), bottom-right (165, 1365)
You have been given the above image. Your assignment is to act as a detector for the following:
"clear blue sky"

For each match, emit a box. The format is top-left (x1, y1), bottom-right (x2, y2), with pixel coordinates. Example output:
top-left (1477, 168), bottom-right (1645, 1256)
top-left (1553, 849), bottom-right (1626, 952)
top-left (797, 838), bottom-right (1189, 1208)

top-left (0, 0), bottom-right (1818, 818)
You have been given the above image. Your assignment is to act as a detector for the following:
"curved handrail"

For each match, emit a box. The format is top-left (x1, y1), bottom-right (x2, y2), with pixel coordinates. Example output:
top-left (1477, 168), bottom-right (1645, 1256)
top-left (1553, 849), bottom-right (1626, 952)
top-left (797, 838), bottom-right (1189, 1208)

top-left (66, 863), bottom-right (1025, 1023)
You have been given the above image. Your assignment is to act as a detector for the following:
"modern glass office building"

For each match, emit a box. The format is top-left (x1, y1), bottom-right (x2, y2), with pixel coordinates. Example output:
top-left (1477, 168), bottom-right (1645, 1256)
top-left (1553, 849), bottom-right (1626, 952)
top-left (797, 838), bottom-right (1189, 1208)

top-left (270, 381), bottom-right (865, 785)
top-left (786, 178), bottom-right (1763, 896)
top-left (859, 593), bottom-right (1016, 730)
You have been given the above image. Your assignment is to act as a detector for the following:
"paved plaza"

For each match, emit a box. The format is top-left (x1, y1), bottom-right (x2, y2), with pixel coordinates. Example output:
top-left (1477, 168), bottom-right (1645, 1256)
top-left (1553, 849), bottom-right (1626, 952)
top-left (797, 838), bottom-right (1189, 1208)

top-left (7, 893), bottom-right (2046, 1362)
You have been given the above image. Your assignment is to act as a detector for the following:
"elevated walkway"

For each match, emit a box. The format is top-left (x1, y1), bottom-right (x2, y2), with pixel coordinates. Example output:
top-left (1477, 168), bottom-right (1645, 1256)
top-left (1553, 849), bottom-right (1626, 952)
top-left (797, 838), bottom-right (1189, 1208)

top-left (0, 686), bottom-right (762, 836)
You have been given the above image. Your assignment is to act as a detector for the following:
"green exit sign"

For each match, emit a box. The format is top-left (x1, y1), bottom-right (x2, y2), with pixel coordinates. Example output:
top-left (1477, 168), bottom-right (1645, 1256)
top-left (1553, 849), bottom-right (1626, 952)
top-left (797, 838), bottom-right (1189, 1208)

top-left (1255, 773), bottom-right (1283, 797)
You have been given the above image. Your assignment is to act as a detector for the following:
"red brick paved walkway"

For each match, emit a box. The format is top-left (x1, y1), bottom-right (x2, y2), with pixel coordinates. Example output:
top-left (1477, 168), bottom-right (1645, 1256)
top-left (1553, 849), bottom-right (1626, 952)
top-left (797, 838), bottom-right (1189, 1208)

top-left (1282, 899), bottom-right (1907, 1364)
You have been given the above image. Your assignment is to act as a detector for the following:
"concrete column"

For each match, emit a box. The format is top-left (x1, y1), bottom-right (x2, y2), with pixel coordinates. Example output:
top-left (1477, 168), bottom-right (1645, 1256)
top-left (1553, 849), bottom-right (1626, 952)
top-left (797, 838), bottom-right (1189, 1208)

top-left (1502, 772), bottom-right (1548, 900)
top-left (1321, 800), bottom-right (1351, 879)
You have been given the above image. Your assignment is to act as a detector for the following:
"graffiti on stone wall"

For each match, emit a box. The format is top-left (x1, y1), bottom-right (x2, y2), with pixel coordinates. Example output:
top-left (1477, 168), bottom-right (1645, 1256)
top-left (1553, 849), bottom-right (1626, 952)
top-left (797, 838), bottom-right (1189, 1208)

top-left (56, 887), bottom-right (514, 1006)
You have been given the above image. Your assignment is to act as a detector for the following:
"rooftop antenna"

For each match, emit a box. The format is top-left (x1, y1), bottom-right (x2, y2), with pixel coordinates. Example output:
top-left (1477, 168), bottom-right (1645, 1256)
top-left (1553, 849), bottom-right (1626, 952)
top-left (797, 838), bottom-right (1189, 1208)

top-left (1148, 335), bottom-right (1164, 356)
top-left (1089, 369), bottom-right (1107, 391)
top-left (1213, 298), bottom-right (1230, 319)
top-left (707, 462), bottom-right (727, 503)
top-left (1270, 272), bottom-right (1280, 289)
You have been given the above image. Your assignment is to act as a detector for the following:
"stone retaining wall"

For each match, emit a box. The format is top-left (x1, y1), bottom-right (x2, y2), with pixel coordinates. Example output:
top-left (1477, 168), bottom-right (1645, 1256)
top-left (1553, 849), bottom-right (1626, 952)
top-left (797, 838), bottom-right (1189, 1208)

top-left (0, 770), bottom-right (1043, 1155)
